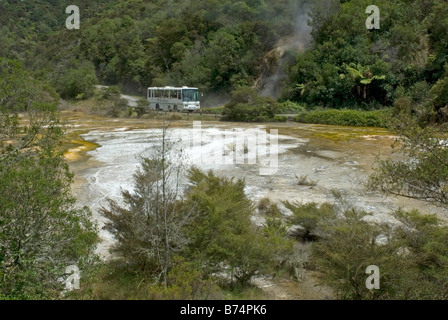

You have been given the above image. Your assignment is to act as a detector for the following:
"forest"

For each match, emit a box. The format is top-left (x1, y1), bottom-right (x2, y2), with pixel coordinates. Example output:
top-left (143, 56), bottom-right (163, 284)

top-left (1, 0), bottom-right (447, 118)
top-left (1, 0), bottom-right (448, 301)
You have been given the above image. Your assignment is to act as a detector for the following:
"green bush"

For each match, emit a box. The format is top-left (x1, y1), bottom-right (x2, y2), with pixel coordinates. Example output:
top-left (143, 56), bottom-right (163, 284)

top-left (54, 61), bottom-right (98, 100)
top-left (183, 167), bottom-right (282, 284)
top-left (295, 109), bottom-right (391, 128)
top-left (284, 200), bottom-right (448, 299)
top-left (71, 258), bottom-right (222, 300)
top-left (97, 85), bottom-right (121, 100)
top-left (367, 114), bottom-right (448, 204)
top-left (277, 101), bottom-right (306, 114)
top-left (106, 97), bottom-right (128, 118)
top-left (272, 115), bottom-right (288, 122)
top-left (222, 86), bottom-right (281, 122)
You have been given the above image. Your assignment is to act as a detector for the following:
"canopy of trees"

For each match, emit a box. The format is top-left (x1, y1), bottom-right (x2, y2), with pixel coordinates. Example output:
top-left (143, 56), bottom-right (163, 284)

top-left (0, 0), bottom-right (311, 98)
top-left (1, 0), bottom-right (447, 121)
top-left (285, 0), bottom-right (448, 117)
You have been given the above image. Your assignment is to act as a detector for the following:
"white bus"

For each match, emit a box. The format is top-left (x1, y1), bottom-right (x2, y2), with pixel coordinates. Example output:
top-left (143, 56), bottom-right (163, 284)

top-left (147, 86), bottom-right (200, 112)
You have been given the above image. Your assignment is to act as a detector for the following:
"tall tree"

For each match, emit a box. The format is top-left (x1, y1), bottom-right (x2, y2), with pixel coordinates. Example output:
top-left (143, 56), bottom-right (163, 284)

top-left (100, 118), bottom-right (193, 286)
top-left (0, 58), bottom-right (98, 299)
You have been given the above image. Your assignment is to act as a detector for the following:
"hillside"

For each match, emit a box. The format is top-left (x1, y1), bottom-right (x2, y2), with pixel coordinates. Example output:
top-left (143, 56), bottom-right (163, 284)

top-left (1, 0), bottom-right (448, 119)
top-left (0, 0), bottom-right (310, 102)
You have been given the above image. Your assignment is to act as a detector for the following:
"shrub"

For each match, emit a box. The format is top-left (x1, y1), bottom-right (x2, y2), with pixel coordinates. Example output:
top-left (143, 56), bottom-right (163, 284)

top-left (72, 259), bottom-right (222, 300)
top-left (0, 101), bottom-right (98, 299)
top-left (296, 174), bottom-right (318, 187)
top-left (54, 61), bottom-right (98, 100)
top-left (277, 101), bottom-right (306, 114)
top-left (183, 168), bottom-right (280, 284)
top-left (222, 86), bottom-right (281, 122)
top-left (257, 197), bottom-right (282, 217)
top-left (283, 201), bottom-right (338, 242)
top-left (97, 85), bottom-right (121, 100)
top-left (367, 114), bottom-right (448, 204)
top-left (106, 97), bottom-right (128, 117)
top-left (273, 115), bottom-right (288, 122)
top-left (284, 199), bottom-right (448, 299)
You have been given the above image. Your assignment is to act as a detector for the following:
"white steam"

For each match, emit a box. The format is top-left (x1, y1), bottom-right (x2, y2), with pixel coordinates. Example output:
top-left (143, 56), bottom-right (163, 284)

top-left (258, 7), bottom-right (312, 99)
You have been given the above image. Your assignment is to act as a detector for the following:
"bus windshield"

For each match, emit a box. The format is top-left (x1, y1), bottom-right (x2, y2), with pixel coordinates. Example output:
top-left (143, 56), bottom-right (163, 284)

top-left (182, 89), bottom-right (199, 102)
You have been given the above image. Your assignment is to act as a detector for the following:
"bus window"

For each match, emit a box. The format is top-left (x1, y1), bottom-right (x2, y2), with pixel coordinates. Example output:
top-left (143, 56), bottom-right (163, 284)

top-left (182, 89), bottom-right (199, 101)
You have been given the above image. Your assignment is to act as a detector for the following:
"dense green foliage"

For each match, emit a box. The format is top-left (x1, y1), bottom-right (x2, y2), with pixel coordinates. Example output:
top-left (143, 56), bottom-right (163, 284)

top-left (0, 0), bottom-right (310, 100)
top-left (367, 114), bottom-right (448, 204)
top-left (0, 58), bottom-right (98, 299)
top-left (285, 0), bottom-right (448, 119)
top-left (285, 199), bottom-right (448, 299)
top-left (222, 86), bottom-right (284, 122)
top-left (53, 61), bottom-right (98, 100)
top-left (70, 258), bottom-right (223, 300)
top-left (2, 0), bottom-right (447, 119)
top-left (183, 168), bottom-right (282, 284)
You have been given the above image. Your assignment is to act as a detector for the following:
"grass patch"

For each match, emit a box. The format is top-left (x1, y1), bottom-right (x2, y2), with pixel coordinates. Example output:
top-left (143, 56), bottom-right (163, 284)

top-left (201, 106), bottom-right (225, 114)
top-left (222, 86), bottom-right (289, 122)
top-left (295, 108), bottom-right (391, 128)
